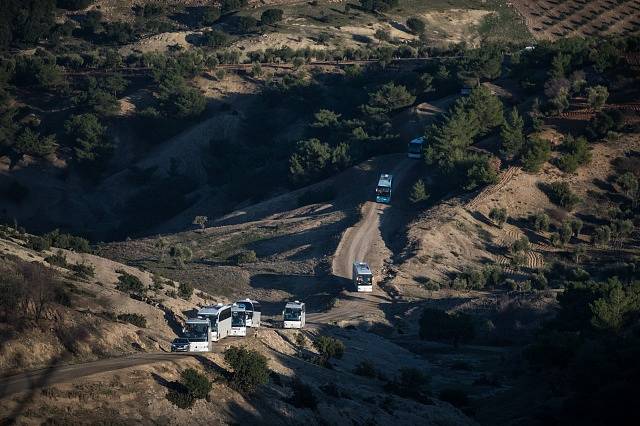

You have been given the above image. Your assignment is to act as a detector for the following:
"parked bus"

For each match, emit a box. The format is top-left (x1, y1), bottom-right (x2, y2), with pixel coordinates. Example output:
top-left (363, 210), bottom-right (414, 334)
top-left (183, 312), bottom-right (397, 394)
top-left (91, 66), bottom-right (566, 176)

top-left (235, 298), bottom-right (261, 327)
top-left (230, 304), bottom-right (247, 337)
top-left (407, 137), bottom-right (424, 159)
top-left (197, 304), bottom-right (232, 342)
top-left (376, 174), bottom-right (393, 203)
top-left (352, 262), bottom-right (373, 292)
top-left (283, 301), bottom-right (306, 329)
top-left (183, 318), bottom-right (210, 352)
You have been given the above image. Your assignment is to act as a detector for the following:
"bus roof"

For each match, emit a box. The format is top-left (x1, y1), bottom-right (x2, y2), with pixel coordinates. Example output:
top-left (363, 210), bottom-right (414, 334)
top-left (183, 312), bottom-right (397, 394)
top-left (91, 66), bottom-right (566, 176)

top-left (186, 317), bottom-right (209, 325)
top-left (285, 301), bottom-right (304, 309)
top-left (409, 137), bottom-right (424, 145)
top-left (198, 304), bottom-right (231, 316)
top-left (378, 174), bottom-right (392, 188)
top-left (353, 262), bottom-right (372, 275)
top-left (231, 304), bottom-right (246, 312)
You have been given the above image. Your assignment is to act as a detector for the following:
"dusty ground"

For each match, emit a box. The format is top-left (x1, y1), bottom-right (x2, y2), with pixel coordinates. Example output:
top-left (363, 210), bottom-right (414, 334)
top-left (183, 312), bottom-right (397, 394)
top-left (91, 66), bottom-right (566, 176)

top-left (390, 133), bottom-right (640, 292)
top-left (0, 235), bottom-right (206, 373)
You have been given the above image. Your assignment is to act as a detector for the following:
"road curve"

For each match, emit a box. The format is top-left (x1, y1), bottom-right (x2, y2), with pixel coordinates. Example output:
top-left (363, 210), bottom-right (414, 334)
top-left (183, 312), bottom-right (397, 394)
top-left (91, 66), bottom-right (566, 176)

top-left (0, 157), bottom-right (418, 399)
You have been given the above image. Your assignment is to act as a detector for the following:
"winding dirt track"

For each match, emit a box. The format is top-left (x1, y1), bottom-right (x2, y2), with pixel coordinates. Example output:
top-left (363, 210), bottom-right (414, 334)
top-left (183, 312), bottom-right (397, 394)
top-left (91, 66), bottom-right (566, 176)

top-left (0, 158), bottom-right (417, 398)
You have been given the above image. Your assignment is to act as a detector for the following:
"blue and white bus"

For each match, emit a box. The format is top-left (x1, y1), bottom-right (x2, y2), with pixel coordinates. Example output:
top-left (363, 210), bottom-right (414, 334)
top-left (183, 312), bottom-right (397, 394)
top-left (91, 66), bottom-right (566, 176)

top-left (407, 137), bottom-right (424, 159)
top-left (376, 174), bottom-right (393, 203)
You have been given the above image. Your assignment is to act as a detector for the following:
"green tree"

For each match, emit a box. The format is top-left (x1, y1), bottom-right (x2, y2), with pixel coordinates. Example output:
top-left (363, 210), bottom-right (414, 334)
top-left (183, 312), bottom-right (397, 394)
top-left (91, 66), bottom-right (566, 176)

top-left (462, 86), bottom-right (504, 136)
top-left (261, 8), bottom-right (283, 25)
top-left (559, 221), bottom-right (573, 246)
top-left (521, 137), bottom-right (550, 172)
top-left (590, 280), bottom-right (635, 332)
top-left (500, 107), bottom-right (525, 159)
top-left (289, 138), bottom-right (332, 185)
top-left (531, 212), bottom-right (550, 232)
top-left (364, 83), bottom-right (415, 116)
top-left (593, 225), bottom-right (611, 247)
top-left (64, 113), bottom-right (112, 166)
top-left (617, 172), bottom-right (638, 206)
top-left (224, 346), bottom-right (269, 393)
top-left (586, 85), bottom-right (609, 111)
top-left (409, 179), bottom-right (429, 203)
top-left (15, 128), bottom-right (57, 157)
top-left (557, 135), bottom-right (591, 173)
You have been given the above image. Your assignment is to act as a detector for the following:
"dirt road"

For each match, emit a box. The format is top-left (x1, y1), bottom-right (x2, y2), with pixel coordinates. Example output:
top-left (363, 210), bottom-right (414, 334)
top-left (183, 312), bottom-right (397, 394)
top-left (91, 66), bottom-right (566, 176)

top-left (0, 157), bottom-right (419, 398)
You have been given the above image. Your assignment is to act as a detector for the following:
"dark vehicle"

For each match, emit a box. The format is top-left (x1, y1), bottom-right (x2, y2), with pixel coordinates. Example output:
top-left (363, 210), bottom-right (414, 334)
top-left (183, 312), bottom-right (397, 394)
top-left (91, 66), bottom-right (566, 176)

top-left (171, 337), bottom-right (190, 352)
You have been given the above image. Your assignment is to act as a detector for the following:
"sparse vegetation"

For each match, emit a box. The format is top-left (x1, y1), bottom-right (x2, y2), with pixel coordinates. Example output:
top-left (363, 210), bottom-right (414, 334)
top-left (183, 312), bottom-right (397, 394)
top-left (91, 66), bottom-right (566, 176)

top-left (489, 207), bottom-right (508, 228)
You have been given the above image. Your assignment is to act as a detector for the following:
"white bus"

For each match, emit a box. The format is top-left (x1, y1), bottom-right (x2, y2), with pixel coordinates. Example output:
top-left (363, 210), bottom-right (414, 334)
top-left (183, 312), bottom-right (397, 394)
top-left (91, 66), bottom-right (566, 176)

top-left (230, 304), bottom-right (247, 337)
top-left (375, 174), bottom-right (393, 204)
top-left (408, 137), bottom-right (424, 159)
top-left (197, 304), bottom-right (232, 342)
top-left (235, 298), bottom-right (261, 327)
top-left (352, 262), bottom-right (373, 292)
top-left (283, 301), bottom-right (305, 329)
top-left (183, 318), bottom-right (210, 352)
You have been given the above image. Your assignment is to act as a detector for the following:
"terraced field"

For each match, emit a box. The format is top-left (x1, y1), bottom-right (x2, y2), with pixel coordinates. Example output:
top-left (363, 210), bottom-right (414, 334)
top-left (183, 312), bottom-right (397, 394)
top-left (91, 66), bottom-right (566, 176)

top-left (513, 0), bottom-right (640, 40)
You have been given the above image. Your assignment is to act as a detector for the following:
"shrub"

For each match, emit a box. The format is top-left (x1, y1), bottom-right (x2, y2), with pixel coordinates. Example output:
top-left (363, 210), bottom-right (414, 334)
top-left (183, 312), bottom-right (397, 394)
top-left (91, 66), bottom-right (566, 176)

top-left (45, 250), bottom-right (68, 268)
top-left (261, 9), bottom-right (283, 25)
top-left (313, 336), bottom-right (345, 365)
top-left (166, 368), bottom-right (211, 409)
top-left (489, 207), bottom-right (508, 228)
top-left (419, 308), bottom-right (475, 347)
top-left (27, 236), bottom-right (50, 252)
top-left (586, 85), bottom-right (609, 111)
top-left (230, 250), bottom-right (257, 265)
top-left (354, 360), bottom-right (377, 378)
top-left (200, 30), bottom-right (228, 48)
top-left (116, 271), bottom-right (145, 294)
top-left (511, 236), bottom-right (530, 253)
top-left (544, 182), bottom-right (581, 211)
top-left (71, 262), bottom-right (95, 279)
top-left (289, 379), bottom-right (318, 409)
top-left (179, 282), bottom-right (193, 299)
top-left (406, 17), bottom-right (426, 34)
top-left (181, 368), bottom-right (212, 399)
top-left (384, 367), bottom-right (431, 403)
top-left (224, 346), bottom-right (269, 393)
top-left (571, 218), bottom-right (583, 237)
top-left (117, 313), bottom-right (147, 328)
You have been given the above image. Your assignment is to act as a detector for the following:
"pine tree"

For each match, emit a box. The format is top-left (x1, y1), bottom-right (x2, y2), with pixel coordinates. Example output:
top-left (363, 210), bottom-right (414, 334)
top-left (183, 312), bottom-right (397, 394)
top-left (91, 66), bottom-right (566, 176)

top-left (500, 107), bottom-right (525, 159)
top-left (409, 179), bottom-right (429, 203)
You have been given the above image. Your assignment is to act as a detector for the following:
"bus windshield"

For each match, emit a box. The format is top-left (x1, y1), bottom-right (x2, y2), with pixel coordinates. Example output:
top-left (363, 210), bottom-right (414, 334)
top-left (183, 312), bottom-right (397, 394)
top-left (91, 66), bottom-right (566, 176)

top-left (284, 308), bottom-right (301, 321)
top-left (232, 311), bottom-right (246, 327)
top-left (356, 275), bottom-right (372, 284)
top-left (376, 186), bottom-right (391, 197)
top-left (408, 143), bottom-right (422, 154)
top-left (236, 302), bottom-right (253, 319)
top-left (184, 323), bottom-right (208, 339)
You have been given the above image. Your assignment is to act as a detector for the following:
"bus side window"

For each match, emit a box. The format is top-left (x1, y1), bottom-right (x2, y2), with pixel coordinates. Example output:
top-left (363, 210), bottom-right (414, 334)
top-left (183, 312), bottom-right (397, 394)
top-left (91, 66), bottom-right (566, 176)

top-left (220, 308), bottom-right (231, 321)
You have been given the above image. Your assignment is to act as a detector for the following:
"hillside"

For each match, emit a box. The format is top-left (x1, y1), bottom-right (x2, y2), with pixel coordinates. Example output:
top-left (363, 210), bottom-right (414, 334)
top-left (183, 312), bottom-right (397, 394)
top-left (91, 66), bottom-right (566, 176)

top-left (2, 1), bottom-right (640, 425)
